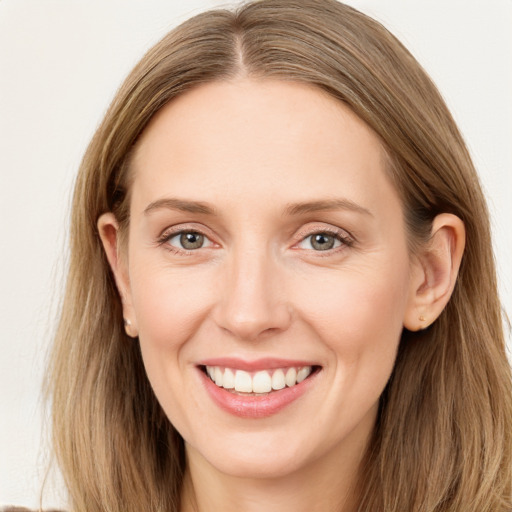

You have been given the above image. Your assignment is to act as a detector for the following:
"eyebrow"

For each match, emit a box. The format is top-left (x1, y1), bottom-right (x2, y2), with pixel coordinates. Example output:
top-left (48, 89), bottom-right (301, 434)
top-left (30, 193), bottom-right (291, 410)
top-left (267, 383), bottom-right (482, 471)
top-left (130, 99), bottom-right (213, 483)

top-left (143, 197), bottom-right (372, 217)
top-left (283, 198), bottom-right (373, 217)
top-left (144, 198), bottom-right (217, 216)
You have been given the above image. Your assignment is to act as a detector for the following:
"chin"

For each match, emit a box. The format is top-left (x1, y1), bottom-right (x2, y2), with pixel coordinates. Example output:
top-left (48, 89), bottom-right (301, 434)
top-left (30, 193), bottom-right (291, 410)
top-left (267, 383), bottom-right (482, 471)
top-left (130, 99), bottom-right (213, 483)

top-left (211, 451), bottom-right (307, 480)
top-left (188, 430), bottom-right (312, 480)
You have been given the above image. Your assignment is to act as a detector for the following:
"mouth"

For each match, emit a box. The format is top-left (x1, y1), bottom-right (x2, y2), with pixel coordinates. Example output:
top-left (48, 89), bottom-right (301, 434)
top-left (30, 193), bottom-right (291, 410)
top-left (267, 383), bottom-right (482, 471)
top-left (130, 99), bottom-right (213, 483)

top-left (201, 365), bottom-right (319, 395)
top-left (197, 360), bottom-right (321, 418)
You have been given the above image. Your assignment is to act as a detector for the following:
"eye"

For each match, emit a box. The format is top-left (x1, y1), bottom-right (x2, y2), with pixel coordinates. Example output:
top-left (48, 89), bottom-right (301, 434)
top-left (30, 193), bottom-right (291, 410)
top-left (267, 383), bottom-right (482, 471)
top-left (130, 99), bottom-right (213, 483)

top-left (166, 231), bottom-right (213, 251)
top-left (297, 231), bottom-right (349, 251)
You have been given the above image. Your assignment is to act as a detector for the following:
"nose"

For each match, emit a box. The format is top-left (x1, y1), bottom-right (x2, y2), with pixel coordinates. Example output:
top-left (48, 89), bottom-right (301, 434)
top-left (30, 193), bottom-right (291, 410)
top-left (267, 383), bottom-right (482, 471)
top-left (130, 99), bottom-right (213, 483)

top-left (213, 247), bottom-right (292, 341)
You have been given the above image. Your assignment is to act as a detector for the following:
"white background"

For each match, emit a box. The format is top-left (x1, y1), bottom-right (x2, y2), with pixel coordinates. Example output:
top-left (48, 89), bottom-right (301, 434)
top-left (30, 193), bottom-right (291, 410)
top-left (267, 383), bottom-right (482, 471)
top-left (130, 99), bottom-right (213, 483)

top-left (1, 0), bottom-right (511, 508)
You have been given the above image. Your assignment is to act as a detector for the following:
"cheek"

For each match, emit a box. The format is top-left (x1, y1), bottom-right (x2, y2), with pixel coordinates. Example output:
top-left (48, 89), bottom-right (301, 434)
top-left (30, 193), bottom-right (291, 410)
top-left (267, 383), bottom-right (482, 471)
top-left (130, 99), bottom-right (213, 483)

top-left (293, 262), bottom-right (410, 361)
top-left (128, 262), bottom-right (218, 431)
top-left (291, 263), bottom-right (411, 430)
top-left (129, 262), bottom-right (217, 349)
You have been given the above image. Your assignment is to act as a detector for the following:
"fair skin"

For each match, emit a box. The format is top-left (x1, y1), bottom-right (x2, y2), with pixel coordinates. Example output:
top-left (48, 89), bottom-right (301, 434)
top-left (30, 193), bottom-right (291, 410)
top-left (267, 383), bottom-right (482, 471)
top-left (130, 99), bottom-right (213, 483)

top-left (99, 79), bottom-right (465, 512)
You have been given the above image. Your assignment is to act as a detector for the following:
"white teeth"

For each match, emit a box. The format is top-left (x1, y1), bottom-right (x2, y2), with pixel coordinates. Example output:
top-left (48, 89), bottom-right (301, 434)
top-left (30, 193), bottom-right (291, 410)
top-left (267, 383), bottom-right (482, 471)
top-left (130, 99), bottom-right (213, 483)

top-left (214, 367), bottom-right (223, 387)
top-left (271, 369), bottom-right (286, 390)
top-left (296, 366), bottom-right (312, 383)
top-left (253, 371), bottom-right (272, 393)
top-left (234, 370), bottom-right (253, 393)
top-left (222, 368), bottom-right (235, 389)
top-left (205, 365), bottom-right (314, 393)
top-left (285, 367), bottom-right (297, 387)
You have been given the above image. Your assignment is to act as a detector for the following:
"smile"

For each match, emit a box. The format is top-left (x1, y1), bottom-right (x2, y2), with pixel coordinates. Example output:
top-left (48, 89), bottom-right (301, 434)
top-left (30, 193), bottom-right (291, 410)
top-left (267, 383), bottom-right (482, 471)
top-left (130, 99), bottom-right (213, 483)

top-left (205, 365), bottom-right (313, 394)
top-left (198, 360), bottom-right (320, 418)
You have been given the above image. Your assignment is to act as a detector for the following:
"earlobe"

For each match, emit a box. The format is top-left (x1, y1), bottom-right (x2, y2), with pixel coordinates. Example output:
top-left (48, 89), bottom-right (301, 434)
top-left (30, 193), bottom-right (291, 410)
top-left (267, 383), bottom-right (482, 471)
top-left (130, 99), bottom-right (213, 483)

top-left (403, 213), bottom-right (465, 331)
top-left (97, 213), bottom-right (139, 337)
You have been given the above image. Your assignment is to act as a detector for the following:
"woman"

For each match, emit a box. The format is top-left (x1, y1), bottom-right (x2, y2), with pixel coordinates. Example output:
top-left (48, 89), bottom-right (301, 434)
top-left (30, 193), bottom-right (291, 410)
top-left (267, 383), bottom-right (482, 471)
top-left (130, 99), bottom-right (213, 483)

top-left (42, 0), bottom-right (511, 510)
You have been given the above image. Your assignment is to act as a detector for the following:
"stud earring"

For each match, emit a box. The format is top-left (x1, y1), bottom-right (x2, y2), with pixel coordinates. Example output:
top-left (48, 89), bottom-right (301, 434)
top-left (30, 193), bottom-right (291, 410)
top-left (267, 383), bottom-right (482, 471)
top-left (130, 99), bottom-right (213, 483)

top-left (419, 315), bottom-right (426, 322)
top-left (124, 318), bottom-right (137, 337)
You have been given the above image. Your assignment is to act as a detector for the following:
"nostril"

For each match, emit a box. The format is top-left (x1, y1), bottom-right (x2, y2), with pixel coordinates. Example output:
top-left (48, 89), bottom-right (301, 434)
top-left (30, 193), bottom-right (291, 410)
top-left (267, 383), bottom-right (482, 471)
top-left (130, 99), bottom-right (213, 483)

top-left (212, 271), bottom-right (293, 340)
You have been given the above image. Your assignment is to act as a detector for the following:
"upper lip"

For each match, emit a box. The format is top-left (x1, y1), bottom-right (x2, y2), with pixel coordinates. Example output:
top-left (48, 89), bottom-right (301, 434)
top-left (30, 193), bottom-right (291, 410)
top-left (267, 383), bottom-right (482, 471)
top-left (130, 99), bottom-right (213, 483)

top-left (197, 357), bottom-right (319, 372)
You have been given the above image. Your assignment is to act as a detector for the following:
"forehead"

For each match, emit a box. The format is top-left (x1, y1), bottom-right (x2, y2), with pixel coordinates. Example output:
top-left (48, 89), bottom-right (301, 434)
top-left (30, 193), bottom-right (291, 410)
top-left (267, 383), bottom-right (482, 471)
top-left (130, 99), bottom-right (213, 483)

top-left (129, 79), bottom-right (399, 217)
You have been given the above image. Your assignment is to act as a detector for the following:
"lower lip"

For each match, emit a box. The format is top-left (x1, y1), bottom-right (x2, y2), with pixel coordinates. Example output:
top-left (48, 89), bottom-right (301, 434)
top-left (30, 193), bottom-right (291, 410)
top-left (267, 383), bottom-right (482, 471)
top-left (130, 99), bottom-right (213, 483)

top-left (199, 368), bottom-right (317, 419)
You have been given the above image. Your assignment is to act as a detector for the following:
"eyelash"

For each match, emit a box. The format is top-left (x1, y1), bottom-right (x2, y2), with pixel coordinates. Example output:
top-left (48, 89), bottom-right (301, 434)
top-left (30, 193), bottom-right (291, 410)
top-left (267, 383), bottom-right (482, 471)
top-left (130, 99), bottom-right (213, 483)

top-left (157, 226), bottom-right (354, 255)
top-left (293, 226), bottom-right (354, 256)
top-left (157, 227), bottom-right (215, 255)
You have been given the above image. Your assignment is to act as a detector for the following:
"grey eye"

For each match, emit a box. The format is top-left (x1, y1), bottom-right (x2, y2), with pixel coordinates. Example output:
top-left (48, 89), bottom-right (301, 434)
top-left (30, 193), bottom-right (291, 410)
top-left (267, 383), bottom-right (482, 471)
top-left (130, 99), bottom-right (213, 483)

top-left (179, 232), bottom-right (204, 250)
top-left (310, 233), bottom-right (336, 250)
top-left (297, 232), bottom-right (343, 251)
top-left (166, 231), bottom-right (211, 250)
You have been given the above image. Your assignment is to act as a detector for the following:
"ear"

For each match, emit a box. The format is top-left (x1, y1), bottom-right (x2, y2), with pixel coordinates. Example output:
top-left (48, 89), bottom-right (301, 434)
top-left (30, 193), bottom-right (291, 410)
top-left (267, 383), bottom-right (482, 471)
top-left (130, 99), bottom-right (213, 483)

top-left (97, 212), bottom-right (138, 338)
top-left (403, 213), bottom-right (465, 331)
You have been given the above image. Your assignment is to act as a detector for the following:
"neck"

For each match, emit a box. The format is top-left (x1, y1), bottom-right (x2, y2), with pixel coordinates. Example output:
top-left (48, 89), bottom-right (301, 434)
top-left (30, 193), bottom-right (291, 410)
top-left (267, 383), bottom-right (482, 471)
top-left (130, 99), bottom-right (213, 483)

top-left (180, 432), bottom-right (372, 512)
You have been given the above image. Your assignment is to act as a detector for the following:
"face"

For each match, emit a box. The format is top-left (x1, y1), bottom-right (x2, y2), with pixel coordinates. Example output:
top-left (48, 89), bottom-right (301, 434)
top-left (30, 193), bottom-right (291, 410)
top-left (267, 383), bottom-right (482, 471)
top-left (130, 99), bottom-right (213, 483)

top-left (107, 79), bottom-right (423, 480)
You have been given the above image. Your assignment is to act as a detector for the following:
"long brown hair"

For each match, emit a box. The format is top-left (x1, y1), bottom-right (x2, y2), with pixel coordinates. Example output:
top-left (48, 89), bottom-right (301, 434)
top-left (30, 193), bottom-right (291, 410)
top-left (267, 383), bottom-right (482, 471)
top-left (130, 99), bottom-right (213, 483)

top-left (47, 1), bottom-right (512, 510)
